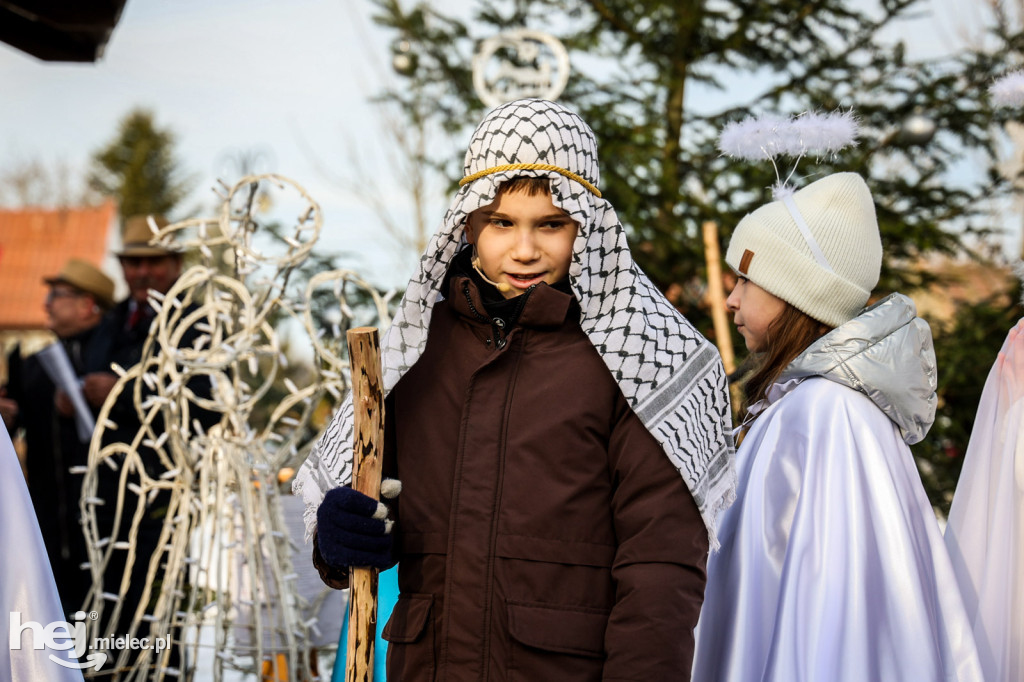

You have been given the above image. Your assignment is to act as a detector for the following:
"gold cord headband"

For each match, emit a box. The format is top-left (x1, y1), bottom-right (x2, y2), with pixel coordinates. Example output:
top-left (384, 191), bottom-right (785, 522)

top-left (459, 163), bottom-right (602, 198)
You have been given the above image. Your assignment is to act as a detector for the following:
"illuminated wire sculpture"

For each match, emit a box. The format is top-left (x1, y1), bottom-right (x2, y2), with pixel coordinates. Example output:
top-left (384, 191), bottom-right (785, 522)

top-left (78, 175), bottom-right (392, 681)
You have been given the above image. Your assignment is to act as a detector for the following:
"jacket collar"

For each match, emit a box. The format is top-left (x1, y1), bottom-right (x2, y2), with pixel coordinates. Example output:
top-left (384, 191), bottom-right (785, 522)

top-left (448, 274), bottom-right (574, 330)
top-left (773, 293), bottom-right (937, 444)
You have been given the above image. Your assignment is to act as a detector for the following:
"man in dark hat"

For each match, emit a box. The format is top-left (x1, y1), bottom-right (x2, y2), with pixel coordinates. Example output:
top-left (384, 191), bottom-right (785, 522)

top-left (1, 257), bottom-right (115, 617)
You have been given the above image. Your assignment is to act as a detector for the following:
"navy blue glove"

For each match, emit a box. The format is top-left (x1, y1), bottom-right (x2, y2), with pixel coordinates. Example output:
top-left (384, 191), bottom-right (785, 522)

top-left (316, 482), bottom-right (399, 570)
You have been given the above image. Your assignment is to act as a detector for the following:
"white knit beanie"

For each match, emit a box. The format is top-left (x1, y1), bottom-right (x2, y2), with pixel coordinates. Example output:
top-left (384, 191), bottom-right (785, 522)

top-left (724, 172), bottom-right (882, 327)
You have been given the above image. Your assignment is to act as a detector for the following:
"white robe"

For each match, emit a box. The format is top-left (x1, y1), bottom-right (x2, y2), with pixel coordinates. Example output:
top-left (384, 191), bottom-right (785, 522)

top-left (945, 319), bottom-right (1024, 682)
top-left (693, 377), bottom-right (983, 682)
top-left (0, 424), bottom-right (85, 681)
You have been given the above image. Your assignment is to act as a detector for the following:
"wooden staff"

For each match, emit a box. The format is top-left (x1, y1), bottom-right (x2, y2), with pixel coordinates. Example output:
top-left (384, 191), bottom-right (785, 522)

top-left (702, 221), bottom-right (743, 419)
top-left (346, 327), bottom-right (385, 682)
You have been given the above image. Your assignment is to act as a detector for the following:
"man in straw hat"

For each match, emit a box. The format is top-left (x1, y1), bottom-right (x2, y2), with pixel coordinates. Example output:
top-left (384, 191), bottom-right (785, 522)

top-left (80, 214), bottom-right (181, 404)
top-left (1, 257), bottom-right (115, 617)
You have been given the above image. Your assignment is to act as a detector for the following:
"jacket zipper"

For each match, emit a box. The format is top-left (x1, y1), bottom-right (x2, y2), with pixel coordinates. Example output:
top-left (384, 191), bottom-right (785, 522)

top-left (479, 323), bottom-right (526, 680)
top-left (461, 280), bottom-right (535, 350)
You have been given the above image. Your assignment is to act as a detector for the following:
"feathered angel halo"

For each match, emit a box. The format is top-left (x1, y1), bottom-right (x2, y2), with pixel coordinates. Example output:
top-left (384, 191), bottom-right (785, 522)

top-left (718, 110), bottom-right (859, 198)
top-left (990, 70), bottom-right (1024, 108)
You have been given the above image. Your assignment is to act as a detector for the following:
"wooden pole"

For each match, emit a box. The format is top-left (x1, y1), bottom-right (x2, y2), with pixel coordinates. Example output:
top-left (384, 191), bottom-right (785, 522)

top-left (345, 327), bottom-right (385, 682)
top-left (702, 221), bottom-right (743, 419)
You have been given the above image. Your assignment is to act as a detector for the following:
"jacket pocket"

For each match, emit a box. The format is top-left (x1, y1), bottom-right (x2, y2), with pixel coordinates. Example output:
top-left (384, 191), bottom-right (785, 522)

top-left (507, 600), bottom-right (607, 681)
top-left (382, 593), bottom-right (434, 679)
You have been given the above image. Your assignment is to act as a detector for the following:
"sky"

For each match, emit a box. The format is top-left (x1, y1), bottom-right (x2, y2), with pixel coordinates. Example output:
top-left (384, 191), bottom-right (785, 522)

top-left (0, 0), bottom-right (990, 291)
top-left (1, 0), bottom-right (447, 288)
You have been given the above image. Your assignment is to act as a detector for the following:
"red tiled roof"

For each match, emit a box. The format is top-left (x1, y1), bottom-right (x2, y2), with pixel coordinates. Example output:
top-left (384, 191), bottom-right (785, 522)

top-left (0, 201), bottom-right (116, 330)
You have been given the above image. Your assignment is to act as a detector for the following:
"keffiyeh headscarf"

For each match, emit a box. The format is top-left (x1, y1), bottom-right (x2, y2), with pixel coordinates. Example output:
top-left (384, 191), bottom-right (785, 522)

top-left (295, 98), bottom-right (736, 545)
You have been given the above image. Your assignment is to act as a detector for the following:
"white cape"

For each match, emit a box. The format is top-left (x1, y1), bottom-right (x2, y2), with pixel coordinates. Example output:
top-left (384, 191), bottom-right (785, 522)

top-left (1, 424), bottom-right (85, 681)
top-left (945, 319), bottom-right (1024, 682)
top-left (693, 378), bottom-right (982, 682)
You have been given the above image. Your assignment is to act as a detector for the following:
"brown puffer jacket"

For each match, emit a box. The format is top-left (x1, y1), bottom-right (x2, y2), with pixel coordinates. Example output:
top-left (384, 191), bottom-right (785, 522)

top-left (318, 273), bottom-right (708, 681)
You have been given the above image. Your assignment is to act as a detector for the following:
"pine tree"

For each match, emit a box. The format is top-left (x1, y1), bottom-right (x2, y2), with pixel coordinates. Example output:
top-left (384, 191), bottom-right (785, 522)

top-left (372, 0), bottom-right (1023, 295)
top-left (88, 108), bottom-right (194, 222)
top-left (369, 0), bottom-right (1024, 512)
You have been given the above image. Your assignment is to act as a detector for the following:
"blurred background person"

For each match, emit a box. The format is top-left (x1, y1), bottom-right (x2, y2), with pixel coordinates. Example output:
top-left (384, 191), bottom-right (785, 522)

top-left (82, 214), bottom-right (179, 411)
top-left (1, 258), bottom-right (115, 618)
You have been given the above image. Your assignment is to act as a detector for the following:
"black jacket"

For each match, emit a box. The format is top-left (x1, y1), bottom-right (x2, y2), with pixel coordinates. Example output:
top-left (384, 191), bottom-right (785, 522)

top-left (4, 325), bottom-right (105, 614)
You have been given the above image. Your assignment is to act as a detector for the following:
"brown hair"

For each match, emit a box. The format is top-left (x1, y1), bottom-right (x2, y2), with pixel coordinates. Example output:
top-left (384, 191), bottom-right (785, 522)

top-left (742, 303), bottom-right (832, 418)
top-left (498, 176), bottom-right (551, 196)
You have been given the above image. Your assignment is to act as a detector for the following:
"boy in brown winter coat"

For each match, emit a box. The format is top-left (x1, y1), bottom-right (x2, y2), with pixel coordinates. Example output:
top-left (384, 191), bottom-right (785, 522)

top-left (294, 98), bottom-right (735, 681)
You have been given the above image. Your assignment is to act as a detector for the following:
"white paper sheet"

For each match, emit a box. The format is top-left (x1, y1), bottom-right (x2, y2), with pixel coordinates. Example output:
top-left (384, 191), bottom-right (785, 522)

top-left (36, 343), bottom-right (95, 442)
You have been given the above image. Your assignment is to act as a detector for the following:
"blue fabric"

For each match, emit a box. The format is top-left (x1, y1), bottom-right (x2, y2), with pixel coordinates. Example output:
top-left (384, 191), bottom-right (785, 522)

top-left (333, 566), bottom-right (399, 681)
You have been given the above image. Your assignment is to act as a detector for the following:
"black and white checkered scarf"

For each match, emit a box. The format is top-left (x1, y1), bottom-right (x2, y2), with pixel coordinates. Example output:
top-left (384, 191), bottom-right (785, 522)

top-left (295, 99), bottom-right (735, 545)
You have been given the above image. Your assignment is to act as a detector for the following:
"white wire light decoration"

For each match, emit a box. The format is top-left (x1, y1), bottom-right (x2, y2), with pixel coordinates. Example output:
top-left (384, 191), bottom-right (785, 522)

top-left (472, 28), bottom-right (571, 108)
top-left (78, 174), bottom-right (394, 681)
top-left (718, 110), bottom-right (859, 197)
top-left (990, 70), bottom-right (1024, 108)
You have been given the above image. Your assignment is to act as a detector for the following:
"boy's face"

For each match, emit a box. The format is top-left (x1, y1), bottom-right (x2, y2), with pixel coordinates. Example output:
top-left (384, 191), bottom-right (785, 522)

top-left (465, 189), bottom-right (578, 299)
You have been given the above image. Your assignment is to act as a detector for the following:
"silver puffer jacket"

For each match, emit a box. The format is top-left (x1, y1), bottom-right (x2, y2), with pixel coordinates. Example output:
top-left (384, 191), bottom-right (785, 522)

top-left (767, 293), bottom-right (938, 445)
